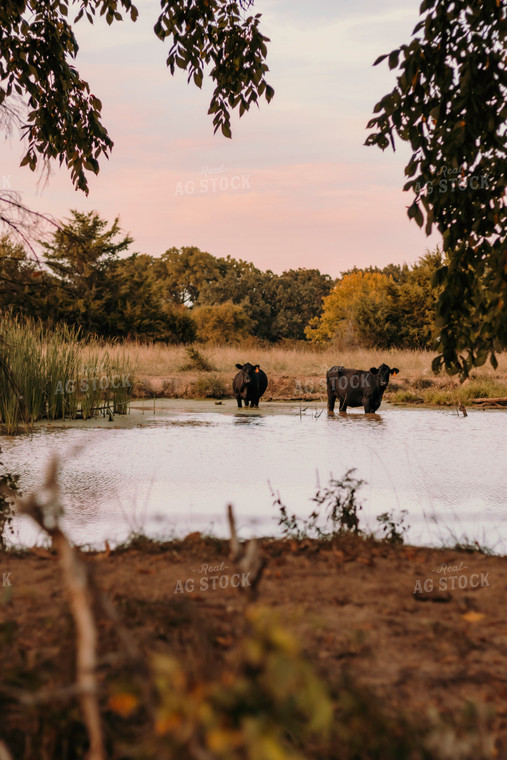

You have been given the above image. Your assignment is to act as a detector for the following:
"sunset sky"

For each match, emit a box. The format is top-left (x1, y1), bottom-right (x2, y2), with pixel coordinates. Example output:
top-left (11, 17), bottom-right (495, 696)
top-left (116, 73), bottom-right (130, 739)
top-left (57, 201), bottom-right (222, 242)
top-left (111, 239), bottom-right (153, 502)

top-left (3, 0), bottom-right (441, 277)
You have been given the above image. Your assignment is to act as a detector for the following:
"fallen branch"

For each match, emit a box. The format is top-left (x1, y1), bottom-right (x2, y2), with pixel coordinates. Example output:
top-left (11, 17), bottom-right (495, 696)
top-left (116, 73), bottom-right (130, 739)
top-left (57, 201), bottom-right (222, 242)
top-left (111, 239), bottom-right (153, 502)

top-left (472, 397), bottom-right (507, 405)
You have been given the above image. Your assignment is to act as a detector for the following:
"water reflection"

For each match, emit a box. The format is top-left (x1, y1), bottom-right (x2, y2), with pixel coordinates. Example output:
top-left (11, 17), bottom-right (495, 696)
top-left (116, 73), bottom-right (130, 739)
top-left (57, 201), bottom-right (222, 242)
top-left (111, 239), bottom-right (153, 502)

top-left (1, 407), bottom-right (505, 551)
top-left (327, 411), bottom-right (384, 424)
top-left (233, 413), bottom-right (264, 424)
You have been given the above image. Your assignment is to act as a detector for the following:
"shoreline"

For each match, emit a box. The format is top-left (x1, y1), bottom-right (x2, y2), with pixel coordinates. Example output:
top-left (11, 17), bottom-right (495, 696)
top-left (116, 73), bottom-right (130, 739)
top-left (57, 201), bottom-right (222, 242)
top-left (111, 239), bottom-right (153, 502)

top-left (132, 371), bottom-right (507, 409)
top-left (10, 396), bottom-right (504, 435)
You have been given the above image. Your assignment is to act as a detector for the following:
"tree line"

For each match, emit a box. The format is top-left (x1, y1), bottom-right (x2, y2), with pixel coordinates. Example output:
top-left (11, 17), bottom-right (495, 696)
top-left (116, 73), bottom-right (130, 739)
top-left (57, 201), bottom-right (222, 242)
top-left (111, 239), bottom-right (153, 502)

top-left (1, 0), bottom-right (504, 377)
top-left (0, 209), bottom-right (443, 349)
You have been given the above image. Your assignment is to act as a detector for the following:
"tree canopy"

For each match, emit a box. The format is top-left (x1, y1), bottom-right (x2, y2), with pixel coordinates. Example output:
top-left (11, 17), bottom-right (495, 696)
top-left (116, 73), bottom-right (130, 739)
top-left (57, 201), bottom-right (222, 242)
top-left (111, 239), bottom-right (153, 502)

top-left (366, 0), bottom-right (506, 376)
top-left (306, 254), bottom-right (442, 350)
top-left (0, 0), bottom-right (273, 195)
top-left (0, 215), bottom-right (446, 348)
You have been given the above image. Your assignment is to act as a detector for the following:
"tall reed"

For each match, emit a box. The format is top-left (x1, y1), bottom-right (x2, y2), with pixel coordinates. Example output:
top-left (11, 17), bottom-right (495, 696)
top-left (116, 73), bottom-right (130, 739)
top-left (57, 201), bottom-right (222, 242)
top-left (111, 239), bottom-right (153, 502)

top-left (0, 314), bottom-right (134, 433)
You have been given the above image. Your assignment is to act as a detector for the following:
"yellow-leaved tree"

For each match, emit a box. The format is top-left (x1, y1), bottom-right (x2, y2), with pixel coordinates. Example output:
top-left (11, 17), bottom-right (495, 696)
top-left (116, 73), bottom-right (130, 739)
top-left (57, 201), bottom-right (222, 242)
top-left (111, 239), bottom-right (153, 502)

top-left (305, 270), bottom-right (391, 345)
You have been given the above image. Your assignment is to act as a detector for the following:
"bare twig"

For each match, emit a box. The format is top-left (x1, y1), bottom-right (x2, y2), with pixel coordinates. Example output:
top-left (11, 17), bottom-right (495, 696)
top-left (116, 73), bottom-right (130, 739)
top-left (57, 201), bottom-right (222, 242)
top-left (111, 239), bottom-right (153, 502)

top-left (17, 458), bottom-right (105, 760)
top-left (227, 503), bottom-right (242, 562)
top-left (0, 740), bottom-right (14, 760)
top-left (0, 682), bottom-right (96, 707)
top-left (227, 504), bottom-right (266, 596)
top-left (457, 402), bottom-right (468, 417)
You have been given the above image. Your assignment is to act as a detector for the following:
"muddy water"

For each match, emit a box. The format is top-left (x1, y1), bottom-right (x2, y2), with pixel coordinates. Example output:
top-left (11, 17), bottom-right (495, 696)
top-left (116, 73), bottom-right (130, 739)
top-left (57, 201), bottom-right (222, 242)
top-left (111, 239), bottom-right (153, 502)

top-left (2, 401), bottom-right (506, 551)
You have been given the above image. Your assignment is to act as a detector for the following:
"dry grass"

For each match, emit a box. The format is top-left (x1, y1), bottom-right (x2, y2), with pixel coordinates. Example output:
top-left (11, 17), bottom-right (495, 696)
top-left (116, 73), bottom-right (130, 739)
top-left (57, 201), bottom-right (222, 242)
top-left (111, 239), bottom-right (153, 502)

top-left (104, 343), bottom-right (435, 379)
top-left (101, 341), bottom-right (507, 396)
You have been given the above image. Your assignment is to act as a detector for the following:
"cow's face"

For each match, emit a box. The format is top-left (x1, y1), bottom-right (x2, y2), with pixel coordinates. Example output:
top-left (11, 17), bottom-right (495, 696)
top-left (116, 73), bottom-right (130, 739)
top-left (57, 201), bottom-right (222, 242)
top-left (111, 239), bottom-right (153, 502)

top-left (369, 364), bottom-right (400, 388)
top-left (236, 363), bottom-right (260, 385)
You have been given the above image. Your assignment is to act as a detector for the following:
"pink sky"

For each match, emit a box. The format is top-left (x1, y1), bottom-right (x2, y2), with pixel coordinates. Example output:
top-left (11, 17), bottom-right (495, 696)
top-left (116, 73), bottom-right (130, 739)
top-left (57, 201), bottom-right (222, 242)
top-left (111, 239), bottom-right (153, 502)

top-left (2, 0), bottom-right (441, 277)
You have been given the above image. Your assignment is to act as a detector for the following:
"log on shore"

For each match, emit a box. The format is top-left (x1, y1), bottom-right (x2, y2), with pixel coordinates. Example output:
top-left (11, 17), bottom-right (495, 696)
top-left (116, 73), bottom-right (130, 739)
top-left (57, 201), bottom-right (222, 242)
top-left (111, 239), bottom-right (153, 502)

top-left (472, 397), bottom-right (507, 405)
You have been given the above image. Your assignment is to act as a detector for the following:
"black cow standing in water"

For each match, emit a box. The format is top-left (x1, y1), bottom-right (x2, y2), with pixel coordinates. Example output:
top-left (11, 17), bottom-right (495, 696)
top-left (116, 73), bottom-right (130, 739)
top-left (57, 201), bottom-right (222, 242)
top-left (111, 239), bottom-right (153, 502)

top-left (326, 364), bottom-right (399, 413)
top-left (233, 363), bottom-right (268, 408)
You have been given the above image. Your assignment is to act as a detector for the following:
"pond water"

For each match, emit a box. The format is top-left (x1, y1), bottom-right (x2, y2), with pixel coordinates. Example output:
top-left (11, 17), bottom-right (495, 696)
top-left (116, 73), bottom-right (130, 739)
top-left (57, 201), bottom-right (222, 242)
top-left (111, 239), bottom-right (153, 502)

top-left (2, 402), bottom-right (506, 551)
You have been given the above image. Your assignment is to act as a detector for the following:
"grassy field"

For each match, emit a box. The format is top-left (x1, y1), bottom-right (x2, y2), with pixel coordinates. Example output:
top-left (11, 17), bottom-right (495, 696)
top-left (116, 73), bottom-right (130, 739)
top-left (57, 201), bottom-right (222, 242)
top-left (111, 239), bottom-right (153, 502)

top-left (103, 342), bottom-right (507, 407)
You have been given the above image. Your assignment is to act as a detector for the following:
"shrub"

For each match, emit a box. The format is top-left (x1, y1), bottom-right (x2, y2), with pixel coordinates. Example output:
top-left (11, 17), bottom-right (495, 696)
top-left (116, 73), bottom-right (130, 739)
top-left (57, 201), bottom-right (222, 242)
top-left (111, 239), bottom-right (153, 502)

top-left (192, 302), bottom-right (252, 343)
top-left (376, 510), bottom-right (409, 544)
top-left (180, 346), bottom-right (216, 372)
top-left (275, 469), bottom-right (365, 539)
top-left (389, 390), bottom-right (425, 404)
top-left (191, 374), bottom-right (227, 399)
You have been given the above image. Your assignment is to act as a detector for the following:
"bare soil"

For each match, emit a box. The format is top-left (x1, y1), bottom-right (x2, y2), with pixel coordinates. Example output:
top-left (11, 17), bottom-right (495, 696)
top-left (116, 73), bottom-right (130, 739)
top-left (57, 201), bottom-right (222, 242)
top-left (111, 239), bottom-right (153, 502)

top-left (1, 535), bottom-right (507, 756)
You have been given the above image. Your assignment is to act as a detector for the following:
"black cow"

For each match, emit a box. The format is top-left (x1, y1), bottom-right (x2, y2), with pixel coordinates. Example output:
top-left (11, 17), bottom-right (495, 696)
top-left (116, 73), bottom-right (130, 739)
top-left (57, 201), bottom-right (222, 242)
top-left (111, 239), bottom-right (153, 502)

top-left (233, 363), bottom-right (268, 408)
top-left (326, 364), bottom-right (399, 413)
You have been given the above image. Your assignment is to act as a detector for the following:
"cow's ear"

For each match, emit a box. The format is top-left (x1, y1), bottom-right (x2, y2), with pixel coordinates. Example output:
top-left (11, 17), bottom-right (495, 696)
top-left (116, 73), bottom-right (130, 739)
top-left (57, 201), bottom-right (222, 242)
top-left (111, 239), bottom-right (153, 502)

top-left (390, 368), bottom-right (400, 375)
top-left (236, 363), bottom-right (243, 370)
top-left (369, 367), bottom-right (378, 374)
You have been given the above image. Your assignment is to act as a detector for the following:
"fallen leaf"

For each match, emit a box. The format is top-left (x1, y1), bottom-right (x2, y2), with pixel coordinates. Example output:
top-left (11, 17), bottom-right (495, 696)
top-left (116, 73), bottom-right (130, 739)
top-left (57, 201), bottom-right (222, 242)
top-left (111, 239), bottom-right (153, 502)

top-left (108, 692), bottom-right (138, 717)
top-left (155, 714), bottom-right (182, 736)
top-left (462, 611), bottom-right (485, 623)
top-left (216, 635), bottom-right (234, 648)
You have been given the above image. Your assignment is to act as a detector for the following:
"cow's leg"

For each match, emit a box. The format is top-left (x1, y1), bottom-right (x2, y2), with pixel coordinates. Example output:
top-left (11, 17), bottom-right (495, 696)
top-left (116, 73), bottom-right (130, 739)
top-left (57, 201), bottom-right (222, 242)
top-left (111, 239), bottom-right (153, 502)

top-left (236, 396), bottom-right (242, 408)
top-left (327, 387), bottom-right (336, 412)
top-left (252, 396), bottom-right (259, 408)
top-left (339, 398), bottom-right (347, 412)
top-left (365, 397), bottom-right (379, 413)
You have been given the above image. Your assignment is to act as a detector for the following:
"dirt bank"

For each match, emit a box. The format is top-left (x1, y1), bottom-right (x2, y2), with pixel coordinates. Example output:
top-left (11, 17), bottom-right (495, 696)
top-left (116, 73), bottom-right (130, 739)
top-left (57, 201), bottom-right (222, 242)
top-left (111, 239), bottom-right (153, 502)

top-left (132, 372), bottom-right (507, 408)
top-left (1, 535), bottom-right (506, 757)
